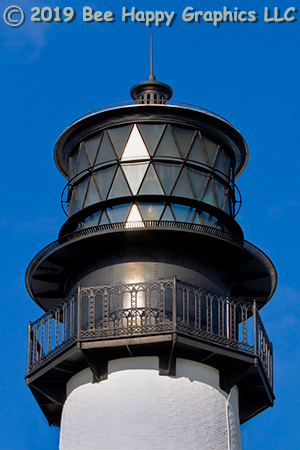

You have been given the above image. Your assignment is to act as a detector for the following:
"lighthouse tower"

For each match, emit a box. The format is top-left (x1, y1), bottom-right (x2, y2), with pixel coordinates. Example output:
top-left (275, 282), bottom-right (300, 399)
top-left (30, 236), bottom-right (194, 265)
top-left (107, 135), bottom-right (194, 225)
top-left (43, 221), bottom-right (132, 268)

top-left (25, 68), bottom-right (276, 449)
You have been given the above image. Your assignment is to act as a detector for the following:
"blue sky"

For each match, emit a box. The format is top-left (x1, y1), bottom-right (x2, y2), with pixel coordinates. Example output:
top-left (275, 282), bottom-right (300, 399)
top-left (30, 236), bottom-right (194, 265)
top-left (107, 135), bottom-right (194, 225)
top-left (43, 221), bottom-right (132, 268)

top-left (0, 0), bottom-right (299, 448)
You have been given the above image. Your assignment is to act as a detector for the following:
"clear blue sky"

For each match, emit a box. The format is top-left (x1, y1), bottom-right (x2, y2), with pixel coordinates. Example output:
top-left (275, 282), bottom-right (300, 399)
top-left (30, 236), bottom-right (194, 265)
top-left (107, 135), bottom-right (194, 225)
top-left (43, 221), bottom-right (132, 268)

top-left (0, 0), bottom-right (299, 448)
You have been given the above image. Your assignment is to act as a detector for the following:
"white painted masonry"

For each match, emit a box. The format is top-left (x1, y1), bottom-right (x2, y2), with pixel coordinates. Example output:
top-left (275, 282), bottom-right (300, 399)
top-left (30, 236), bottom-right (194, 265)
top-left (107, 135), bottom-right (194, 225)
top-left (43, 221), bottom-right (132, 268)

top-left (60, 357), bottom-right (241, 450)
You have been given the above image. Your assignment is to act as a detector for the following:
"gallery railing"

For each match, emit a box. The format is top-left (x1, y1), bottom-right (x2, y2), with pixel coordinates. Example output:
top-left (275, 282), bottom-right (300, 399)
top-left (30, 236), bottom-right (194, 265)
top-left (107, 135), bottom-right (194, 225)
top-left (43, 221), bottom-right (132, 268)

top-left (27, 278), bottom-right (273, 388)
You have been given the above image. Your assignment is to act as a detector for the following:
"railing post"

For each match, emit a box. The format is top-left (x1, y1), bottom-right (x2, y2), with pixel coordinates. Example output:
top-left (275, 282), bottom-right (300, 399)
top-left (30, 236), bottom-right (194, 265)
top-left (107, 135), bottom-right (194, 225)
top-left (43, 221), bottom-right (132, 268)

top-left (226, 297), bottom-right (230, 340)
top-left (172, 277), bottom-right (177, 331)
top-left (77, 284), bottom-right (82, 341)
top-left (26, 321), bottom-right (31, 374)
top-left (253, 299), bottom-right (257, 355)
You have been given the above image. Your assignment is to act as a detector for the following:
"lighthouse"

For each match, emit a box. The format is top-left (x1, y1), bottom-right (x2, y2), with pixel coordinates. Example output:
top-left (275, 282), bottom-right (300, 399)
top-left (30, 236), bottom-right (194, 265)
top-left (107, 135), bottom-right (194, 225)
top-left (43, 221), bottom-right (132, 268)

top-left (25, 67), bottom-right (276, 449)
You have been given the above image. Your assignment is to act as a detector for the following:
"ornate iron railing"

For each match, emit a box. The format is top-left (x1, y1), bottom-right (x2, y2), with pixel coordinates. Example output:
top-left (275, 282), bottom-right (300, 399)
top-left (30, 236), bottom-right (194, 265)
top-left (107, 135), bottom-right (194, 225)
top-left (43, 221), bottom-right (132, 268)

top-left (27, 279), bottom-right (273, 388)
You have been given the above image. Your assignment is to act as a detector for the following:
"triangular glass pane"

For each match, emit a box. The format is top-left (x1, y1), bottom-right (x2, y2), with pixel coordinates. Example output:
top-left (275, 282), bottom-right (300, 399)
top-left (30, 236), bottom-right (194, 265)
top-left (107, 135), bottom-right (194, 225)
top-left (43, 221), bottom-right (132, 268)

top-left (106, 204), bottom-right (131, 223)
top-left (125, 205), bottom-right (144, 228)
top-left (202, 135), bottom-right (218, 165)
top-left (171, 204), bottom-right (196, 223)
top-left (138, 164), bottom-right (164, 195)
top-left (153, 163), bottom-right (181, 195)
top-left (84, 176), bottom-right (101, 207)
top-left (84, 133), bottom-right (102, 166)
top-left (202, 211), bottom-right (218, 228)
top-left (187, 167), bottom-right (209, 200)
top-left (161, 206), bottom-right (174, 221)
top-left (70, 192), bottom-right (77, 215)
top-left (68, 158), bottom-right (73, 179)
top-left (100, 211), bottom-right (110, 225)
top-left (71, 148), bottom-right (79, 177)
top-left (154, 125), bottom-right (181, 159)
top-left (108, 125), bottom-right (133, 158)
top-left (214, 148), bottom-right (226, 175)
top-left (193, 213), bottom-right (202, 225)
top-left (224, 150), bottom-right (232, 177)
top-left (122, 162), bottom-right (149, 194)
top-left (72, 191), bottom-right (79, 215)
top-left (138, 203), bottom-right (164, 221)
top-left (224, 195), bottom-right (231, 215)
top-left (77, 143), bottom-right (90, 175)
top-left (172, 126), bottom-right (195, 158)
top-left (108, 167), bottom-right (132, 198)
top-left (187, 133), bottom-right (207, 166)
top-left (201, 180), bottom-right (218, 208)
top-left (75, 176), bottom-right (89, 209)
top-left (84, 212), bottom-right (100, 228)
top-left (121, 125), bottom-right (149, 161)
top-left (93, 166), bottom-right (117, 200)
top-left (94, 132), bottom-right (117, 167)
top-left (137, 124), bottom-right (165, 155)
top-left (214, 180), bottom-right (227, 209)
top-left (172, 168), bottom-right (194, 199)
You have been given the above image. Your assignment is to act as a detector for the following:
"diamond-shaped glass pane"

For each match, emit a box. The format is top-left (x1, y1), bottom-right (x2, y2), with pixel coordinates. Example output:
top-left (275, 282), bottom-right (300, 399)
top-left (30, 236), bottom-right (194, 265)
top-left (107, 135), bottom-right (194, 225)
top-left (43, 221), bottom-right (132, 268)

top-left (172, 168), bottom-right (194, 199)
top-left (153, 163), bottom-right (181, 195)
top-left (138, 124), bottom-right (165, 155)
top-left (202, 135), bottom-right (218, 165)
top-left (187, 133), bottom-right (208, 166)
top-left (171, 204), bottom-right (196, 222)
top-left (84, 176), bottom-right (101, 207)
top-left (154, 125), bottom-right (181, 158)
top-left (93, 166), bottom-right (117, 200)
top-left (122, 162), bottom-right (149, 195)
top-left (106, 204), bottom-right (131, 223)
top-left (172, 126), bottom-right (195, 158)
top-left (138, 203), bottom-right (164, 220)
top-left (187, 167), bottom-right (209, 200)
top-left (108, 167), bottom-right (132, 198)
top-left (84, 133), bottom-right (102, 166)
top-left (138, 164), bottom-right (164, 195)
top-left (108, 125), bottom-right (133, 158)
top-left (94, 132), bottom-right (117, 167)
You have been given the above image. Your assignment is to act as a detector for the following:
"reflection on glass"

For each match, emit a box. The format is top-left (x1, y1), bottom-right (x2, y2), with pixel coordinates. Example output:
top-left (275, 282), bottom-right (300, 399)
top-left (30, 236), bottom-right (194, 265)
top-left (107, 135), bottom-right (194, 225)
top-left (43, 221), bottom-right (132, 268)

top-left (125, 204), bottom-right (144, 228)
top-left (121, 125), bottom-right (150, 160)
top-left (108, 167), bottom-right (131, 198)
top-left (172, 168), bottom-right (194, 199)
top-left (138, 203), bottom-right (164, 220)
top-left (93, 166), bottom-right (117, 200)
top-left (83, 212), bottom-right (100, 228)
top-left (122, 162), bottom-right (149, 194)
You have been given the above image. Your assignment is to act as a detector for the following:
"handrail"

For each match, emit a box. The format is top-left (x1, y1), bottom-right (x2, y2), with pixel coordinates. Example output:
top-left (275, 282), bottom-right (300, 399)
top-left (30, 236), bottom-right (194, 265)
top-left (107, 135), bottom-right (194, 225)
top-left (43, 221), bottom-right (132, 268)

top-left (26, 221), bottom-right (277, 299)
top-left (68, 100), bottom-right (234, 128)
top-left (27, 279), bottom-right (273, 389)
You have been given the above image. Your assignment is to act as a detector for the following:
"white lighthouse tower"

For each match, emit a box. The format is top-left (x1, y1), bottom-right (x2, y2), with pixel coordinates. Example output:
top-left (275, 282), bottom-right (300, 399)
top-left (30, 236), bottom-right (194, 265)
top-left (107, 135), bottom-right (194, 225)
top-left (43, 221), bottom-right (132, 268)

top-left (25, 69), bottom-right (276, 449)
